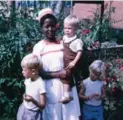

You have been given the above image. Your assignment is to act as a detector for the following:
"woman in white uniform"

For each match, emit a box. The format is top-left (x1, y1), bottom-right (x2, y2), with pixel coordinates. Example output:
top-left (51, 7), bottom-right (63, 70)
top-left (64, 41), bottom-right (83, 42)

top-left (33, 8), bottom-right (80, 120)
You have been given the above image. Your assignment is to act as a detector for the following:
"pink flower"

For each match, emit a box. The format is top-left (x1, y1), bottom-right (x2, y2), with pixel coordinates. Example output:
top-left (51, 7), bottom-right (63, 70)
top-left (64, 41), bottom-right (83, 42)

top-left (104, 77), bottom-right (109, 82)
top-left (115, 59), bottom-right (121, 63)
top-left (111, 76), bottom-right (117, 81)
top-left (92, 41), bottom-right (100, 48)
top-left (81, 29), bottom-right (91, 35)
top-left (56, 23), bottom-right (59, 29)
top-left (111, 88), bottom-right (116, 92)
top-left (119, 66), bottom-right (123, 70)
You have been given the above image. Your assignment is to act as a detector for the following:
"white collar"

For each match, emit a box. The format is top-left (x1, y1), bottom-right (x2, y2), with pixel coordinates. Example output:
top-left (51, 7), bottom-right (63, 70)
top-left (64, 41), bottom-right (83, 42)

top-left (63, 35), bottom-right (77, 43)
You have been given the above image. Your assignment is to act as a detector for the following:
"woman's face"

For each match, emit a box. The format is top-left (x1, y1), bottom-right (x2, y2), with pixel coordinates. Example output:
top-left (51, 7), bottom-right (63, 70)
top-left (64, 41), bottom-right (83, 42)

top-left (42, 18), bottom-right (56, 40)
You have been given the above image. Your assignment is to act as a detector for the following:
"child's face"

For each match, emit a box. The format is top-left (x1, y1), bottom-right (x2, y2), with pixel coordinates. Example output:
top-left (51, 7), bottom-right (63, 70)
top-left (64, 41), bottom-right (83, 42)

top-left (64, 23), bottom-right (76, 38)
top-left (22, 67), bottom-right (33, 79)
top-left (42, 18), bottom-right (56, 40)
top-left (89, 70), bottom-right (98, 81)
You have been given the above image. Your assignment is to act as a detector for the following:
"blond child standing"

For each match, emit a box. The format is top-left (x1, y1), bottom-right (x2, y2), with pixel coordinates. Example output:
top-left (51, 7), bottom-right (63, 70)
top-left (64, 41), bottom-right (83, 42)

top-left (17, 53), bottom-right (46, 120)
top-left (60, 15), bottom-right (83, 103)
top-left (79, 60), bottom-right (106, 120)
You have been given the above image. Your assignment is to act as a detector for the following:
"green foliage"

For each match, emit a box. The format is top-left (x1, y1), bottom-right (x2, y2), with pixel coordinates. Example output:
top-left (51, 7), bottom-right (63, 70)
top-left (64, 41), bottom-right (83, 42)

top-left (0, 78), bottom-right (24, 120)
top-left (104, 59), bottom-right (123, 120)
top-left (0, 1), bottom-right (42, 119)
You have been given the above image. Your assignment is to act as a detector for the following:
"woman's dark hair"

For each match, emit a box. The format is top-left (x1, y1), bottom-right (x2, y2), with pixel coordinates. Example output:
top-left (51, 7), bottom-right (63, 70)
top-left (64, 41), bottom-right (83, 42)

top-left (40, 14), bottom-right (57, 27)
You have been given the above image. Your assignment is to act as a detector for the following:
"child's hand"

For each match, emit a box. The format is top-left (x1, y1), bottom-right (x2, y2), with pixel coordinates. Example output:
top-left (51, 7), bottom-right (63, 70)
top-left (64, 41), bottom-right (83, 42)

top-left (93, 93), bottom-right (101, 100)
top-left (24, 94), bottom-right (34, 102)
top-left (65, 61), bottom-right (76, 70)
top-left (88, 93), bottom-right (100, 100)
top-left (88, 93), bottom-right (101, 100)
top-left (88, 94), bottom-right (96, 100)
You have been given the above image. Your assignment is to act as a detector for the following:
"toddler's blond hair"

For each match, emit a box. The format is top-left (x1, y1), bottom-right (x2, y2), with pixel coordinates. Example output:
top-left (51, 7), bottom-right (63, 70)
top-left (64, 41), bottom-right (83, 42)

top-left (89, 60), bottom-right (105, 80)
top-left (21, 53), bottom-right (41, 70)
top-left (64, 15), bottom-right (80, 29)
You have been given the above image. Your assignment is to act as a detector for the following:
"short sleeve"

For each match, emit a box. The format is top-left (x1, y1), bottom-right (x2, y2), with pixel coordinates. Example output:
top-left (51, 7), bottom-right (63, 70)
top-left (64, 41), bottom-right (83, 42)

top-left (33, 41), bottom-right (46, 64)
top-left (24, 79), bottom-right (28, 85)
top-left (33, 43), bottom-right (40, 56)
top-left (38, 78), bottom-right (46, 94)
top-left (33, 40), bottom-right (46, 57)
top-left (82, 78), bottom-right (89, 87)
top-left (82, 79), bottom-right (86, 86)
top-left (76, 39), bottom-right (83, 52)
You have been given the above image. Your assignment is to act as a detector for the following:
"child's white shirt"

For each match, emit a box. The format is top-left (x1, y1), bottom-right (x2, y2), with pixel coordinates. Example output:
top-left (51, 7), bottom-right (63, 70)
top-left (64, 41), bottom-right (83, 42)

top-left (23, 77), bottom-right (45, 110)
top-left (63, 35), bottom-right (83, 52)
top-left (83, 77), bottom-right (104, 106)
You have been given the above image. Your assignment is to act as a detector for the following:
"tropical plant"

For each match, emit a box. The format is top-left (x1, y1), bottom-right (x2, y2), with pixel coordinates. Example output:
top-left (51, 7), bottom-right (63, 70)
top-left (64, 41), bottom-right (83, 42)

top-left (104, 59), bottom-right (123, 120)
top-left (0, 1), bottom-right (41, 119)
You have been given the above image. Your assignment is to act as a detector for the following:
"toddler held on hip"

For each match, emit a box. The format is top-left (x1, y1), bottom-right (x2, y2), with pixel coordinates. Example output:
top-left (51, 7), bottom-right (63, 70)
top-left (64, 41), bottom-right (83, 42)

top-left (60, 15), bottom-right (83, 103)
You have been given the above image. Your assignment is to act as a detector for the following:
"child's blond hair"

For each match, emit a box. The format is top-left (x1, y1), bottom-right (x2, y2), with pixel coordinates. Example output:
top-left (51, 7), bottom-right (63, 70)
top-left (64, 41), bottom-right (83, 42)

top-left (89, 60), bottom-right (105, 80)
top-left (21, 53), bottom-right (41, 70)
top-left (64, 15), bottom-right (80, 29)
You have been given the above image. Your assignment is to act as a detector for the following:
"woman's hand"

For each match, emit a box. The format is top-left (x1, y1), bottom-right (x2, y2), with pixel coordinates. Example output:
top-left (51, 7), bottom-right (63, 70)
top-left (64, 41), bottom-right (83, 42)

top-left (57, 70), bottom-right (67, 79)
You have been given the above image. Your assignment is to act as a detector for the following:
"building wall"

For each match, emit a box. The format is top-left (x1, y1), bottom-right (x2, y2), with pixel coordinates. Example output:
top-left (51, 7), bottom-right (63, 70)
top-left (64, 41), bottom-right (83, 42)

top-left (73, 1), bottom-right (123, 29)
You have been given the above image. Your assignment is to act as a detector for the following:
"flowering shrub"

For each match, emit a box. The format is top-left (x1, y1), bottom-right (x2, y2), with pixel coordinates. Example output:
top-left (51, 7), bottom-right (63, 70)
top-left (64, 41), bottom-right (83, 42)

top-left (104, 59), bottom-right (123, 119)
top-left (78, 3), bottom-right (118, 50)
top-left (80, 27), bottom-right (100, 50)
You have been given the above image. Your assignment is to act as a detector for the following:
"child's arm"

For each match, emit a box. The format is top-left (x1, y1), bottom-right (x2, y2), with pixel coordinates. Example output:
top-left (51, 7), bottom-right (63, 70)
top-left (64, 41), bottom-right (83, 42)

top-left (66, 51), bottom-right (82, 69)
top-left (24, 93), bottom-right (46, 109)
top-left (100, 84), bottom-right (106, 99)
top-left (79, 82), bottom-right (89, 101)
top-left (94, 84), bottom-right (106, 100)
top-left (79, 82), bottom-right (97, 101)
top-left (32, 93), bottom-right (46, 109)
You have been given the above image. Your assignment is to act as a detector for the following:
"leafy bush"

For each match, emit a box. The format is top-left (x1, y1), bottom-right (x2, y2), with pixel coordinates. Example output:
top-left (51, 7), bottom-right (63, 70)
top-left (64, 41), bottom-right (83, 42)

top-left (78, 3), bottom-right (119, 50)
top-left (0, 1), bottom-right (42, 119)
top-left (104, 59), bottom-right (123, 120)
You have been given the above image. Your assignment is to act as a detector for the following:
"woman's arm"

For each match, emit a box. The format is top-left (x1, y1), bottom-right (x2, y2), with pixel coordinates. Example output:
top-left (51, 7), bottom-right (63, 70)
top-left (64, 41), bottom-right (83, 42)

top-left (39, 69), bottom-right (67, 79)
top-left (39, 70), bottom-right (54, 79)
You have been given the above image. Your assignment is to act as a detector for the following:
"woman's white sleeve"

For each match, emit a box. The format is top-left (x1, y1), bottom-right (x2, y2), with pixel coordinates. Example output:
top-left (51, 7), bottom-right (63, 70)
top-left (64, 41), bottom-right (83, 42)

top-left (33, 43), bottom-right (41, 56)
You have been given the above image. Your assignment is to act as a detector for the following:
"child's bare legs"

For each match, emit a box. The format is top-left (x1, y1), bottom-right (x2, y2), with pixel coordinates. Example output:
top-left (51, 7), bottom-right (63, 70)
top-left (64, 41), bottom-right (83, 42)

top-left (63, 83), bottom-right (71, 98)
top-left (60, 80), bottom-right (73, 103)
